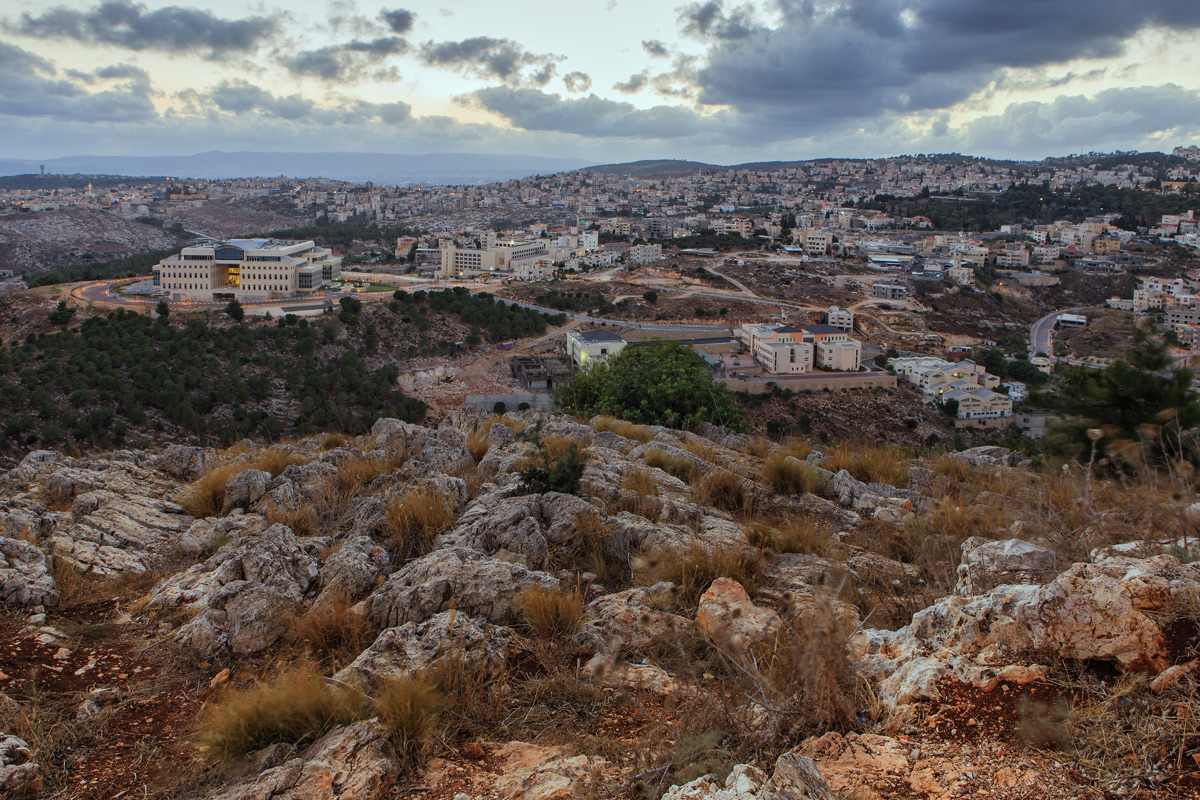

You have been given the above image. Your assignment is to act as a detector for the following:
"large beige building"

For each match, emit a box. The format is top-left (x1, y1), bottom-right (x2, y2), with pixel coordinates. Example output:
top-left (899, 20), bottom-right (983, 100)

top-left (153, 238), bottom-right (341, 302)
top-left (739, 323), bottom-right (862, 375)
top-left (437, 239), bottom-right (553, 281)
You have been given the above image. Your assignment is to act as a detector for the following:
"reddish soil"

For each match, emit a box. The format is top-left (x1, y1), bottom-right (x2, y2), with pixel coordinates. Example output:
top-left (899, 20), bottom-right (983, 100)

top-left (924, 679), bottom-right (1069, 744)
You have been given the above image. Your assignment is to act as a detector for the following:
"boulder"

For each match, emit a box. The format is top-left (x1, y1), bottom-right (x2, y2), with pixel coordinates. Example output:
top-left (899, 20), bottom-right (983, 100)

top-left (316, 535), bottom-right (390, 605)
top-left (947, 446), bottom-right (1028, 469)
top-left (154, 444), bottom-right (210, 480)
top-left (489, 741), bottom-right (610, 800)
top-left (222, 469), bottom-right (272, 514)
top-left (662, 752), bottom-right (835, 800)
top-left (955, 536), bottom-right (1057, 596)
top-left (852, 554), bottom-right (1200, 707)
top-left (695, 578), bottom-right (780, 648)
top-left (336, 610), bottom-right (511, 691)
top-left (793, 732), bottom-right (913, 800)
top-left (0, 734), bottom-right (40, 799)
top-left (149, 524), bottom-right (319, 657)
top-left (0, 537), bottom-right (58, 607)
top-left (363, 548), bottom-right (558, 630)
top-left (574, 582), bottom-right (694, 657)
top-left (585, 654), bottom-right (678, 694)
top-left (207, 720), bottom-right (398, 800)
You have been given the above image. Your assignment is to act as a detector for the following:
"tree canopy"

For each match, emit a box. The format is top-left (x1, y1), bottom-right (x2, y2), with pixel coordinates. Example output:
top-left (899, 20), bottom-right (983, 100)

top-left (556, 342), bottom-right (743, 430)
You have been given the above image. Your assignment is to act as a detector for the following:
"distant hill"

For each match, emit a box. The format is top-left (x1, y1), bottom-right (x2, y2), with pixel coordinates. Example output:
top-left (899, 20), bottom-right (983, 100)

top-left (583, 159), bottom-right (723, 177)
top-left (0, 151), bottom-right (595, 185)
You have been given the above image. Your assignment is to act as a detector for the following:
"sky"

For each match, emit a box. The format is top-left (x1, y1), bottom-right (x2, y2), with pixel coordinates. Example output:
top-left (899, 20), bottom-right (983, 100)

top-left (3, 0), bottom-right (1200, 164)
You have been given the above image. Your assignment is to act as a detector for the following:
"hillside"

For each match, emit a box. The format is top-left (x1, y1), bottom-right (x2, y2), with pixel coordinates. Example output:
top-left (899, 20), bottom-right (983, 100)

top-left (0, 209), bottom-right (183, 274)
top-left (1, 413), bottom-right (1197, 799)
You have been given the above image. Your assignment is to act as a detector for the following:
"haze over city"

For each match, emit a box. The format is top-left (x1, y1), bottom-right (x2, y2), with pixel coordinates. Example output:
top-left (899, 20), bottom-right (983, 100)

top-left (3, 0), bottom-right (1200, 164)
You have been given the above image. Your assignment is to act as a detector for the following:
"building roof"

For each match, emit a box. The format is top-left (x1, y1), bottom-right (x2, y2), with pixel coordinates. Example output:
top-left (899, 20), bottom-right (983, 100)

top-left (773, 325), bottom-right (803, 333)
top-left (802, 324), bottom-right (844, 335)
top-left (573, 329), bottom-right (625, 343)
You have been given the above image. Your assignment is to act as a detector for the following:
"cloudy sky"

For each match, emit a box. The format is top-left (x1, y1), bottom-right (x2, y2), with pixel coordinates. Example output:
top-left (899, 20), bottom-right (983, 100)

top-left (3, 0), bottom-right (1200, 163)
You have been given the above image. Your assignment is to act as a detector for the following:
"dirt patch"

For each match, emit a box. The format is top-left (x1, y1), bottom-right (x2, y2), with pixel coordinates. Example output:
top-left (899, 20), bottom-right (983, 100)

top-left (924, 679), bottom-right (1069, 744)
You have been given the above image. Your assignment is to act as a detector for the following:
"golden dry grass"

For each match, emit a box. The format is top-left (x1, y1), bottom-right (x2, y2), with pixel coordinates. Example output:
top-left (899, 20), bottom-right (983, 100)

top-left (466, 431), bottom-right (491, 462)
top-left (745, 518), bottom-right (832, 557)
top-left (264, 502), bottom-right (320, 538)
top-left (199, 665), bottom-right (367, 762)
top-left (613, 468), bottom-right (663, 520)
top-left (251, 447), bottom-right (305, 478)
top-left (691, 468), bottom-right (756, 518)
top-left (761, 452), bottom-right (825, 496)
top-left (644, 449), bottom-right (699, 482)
top-left (643, 539), bottom-right (764, 611)
top-left (289, 594), bottom-right (371, 666)
top-left (742, 436), bottom-right (772, 459)
top-left (592, 415), bottom-right (653, 443)
top-left (321, 432), bottom-right (350, 451)
top-left (375, 673), bottom-right (441, 769)
top-left (517, 585), bottom-right (584, 639)
top-left (681, 438), bottom-right (720, 463)
top-left (824, 443), bottom-right (909, 487)
top-left (781, 439), bottom-right (813, 461)
top-left (178, 464), bottom-right (242, 518)
top-left (382, 487), bottom-right (455, 562)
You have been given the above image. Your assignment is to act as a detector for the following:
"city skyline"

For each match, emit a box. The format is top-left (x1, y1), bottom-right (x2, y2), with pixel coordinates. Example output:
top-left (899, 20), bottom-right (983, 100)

top-left (3, 0), bottom-right (1200, 163)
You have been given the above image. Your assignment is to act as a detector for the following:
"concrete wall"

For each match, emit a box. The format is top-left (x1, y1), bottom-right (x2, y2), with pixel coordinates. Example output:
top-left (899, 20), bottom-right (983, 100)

top-left (465, 393), bottom-right (553, 412)
top-left (721, 371), bottom-right (896, 394)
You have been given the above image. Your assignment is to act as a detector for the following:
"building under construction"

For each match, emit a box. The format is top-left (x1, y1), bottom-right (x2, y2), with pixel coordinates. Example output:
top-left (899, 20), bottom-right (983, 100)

top-left (510, 356), bottom-right (569, 391)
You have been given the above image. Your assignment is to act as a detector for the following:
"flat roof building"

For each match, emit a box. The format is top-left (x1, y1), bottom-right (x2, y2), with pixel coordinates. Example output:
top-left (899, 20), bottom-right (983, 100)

top-left (153, 238), bottom-right (341, 302)
top-left (566, 329), bottom-right (627, 366)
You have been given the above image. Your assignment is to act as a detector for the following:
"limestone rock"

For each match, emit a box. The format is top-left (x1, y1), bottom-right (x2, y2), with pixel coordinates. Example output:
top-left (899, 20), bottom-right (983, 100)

top-left (363, 548), bottom-right (558, 630)
top-left (489, 741), bottom-right (610, 800)
top-left (207, 720), bottom-right (398, 800)
top-left (0, 537), bottom-right (58, 607)
top-left (585, 654), bottom-right (678, 694)
top-left (794, 732), bottom-right (912, 800)
top-left (222, 469), bottom-right (272, 514)
top-left (575, 582), bottom-right (694, 656)
top-left (337, 610), bottom-right (511, 691)
top-left (154, 444), bottom-right (210, 480)
top-left (0, 734), bottom-right (40, 799)
top-left (316, 535), bottom-right (390, 605)
top-left (695, 577), bottom-right (780, 648)
top-left (955, 536), bottom-right (1057, 596)
top-left (947, 446), bottom-right (1028, 469)
top-left (149, 523), bottom-right (319, 656)
top-left (663, 752), bottom-right (835, 800)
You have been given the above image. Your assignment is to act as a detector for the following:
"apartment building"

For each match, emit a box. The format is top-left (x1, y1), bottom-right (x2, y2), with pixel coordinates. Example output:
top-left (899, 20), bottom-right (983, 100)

top-left (741, 323), bottom-right (862, 374)
top-left (628, 243), bottom-right (663, 264)
top-left (996, 245), bottom-right (1031, 269)
top-left (1167, 307), bottom-right (1200, 327)
top-left (566, 330), bottom-right (627, 366)
top-left (889, 356), bottom-right (1001, 396)
top-left (871, 283), bottom-right (908, 300)
top-left (437, 238), bottom-right (551, 280)
top-left (152, 238), bottom-right (341, 302)
top-left (826, 306), bottom-right (854, 332)
top-left (940, 386), bottom-right (1014, 421)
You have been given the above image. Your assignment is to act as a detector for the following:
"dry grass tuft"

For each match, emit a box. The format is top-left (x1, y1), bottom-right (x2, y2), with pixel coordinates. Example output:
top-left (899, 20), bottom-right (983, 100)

top-left (593, 416), bottom-right (653, 443)
top-left (250, 447), bottom-right (304, 478)
top-left (824, 443), bottom-right (909, 487)
top-left (290, 594), bottom-right (371, 665)
top-left (691, 468), bottom-right (756, 518)
top-left (382, 487), bottom-right (455, 562)
top-left (466, 431), bottom-right (491, 462)
top-left (742, 436), bottom-right (772, 459)
top-left (517, 585), bottom-right (584, 639)
top-left (644, 540), bottom-right (763, 611)
top-left (199, 664), bottom-right (366, 762)
top-left (321, 432), bottom-right (350, 451)
top-left (375, 673), bottom-right (441, 770)
top-left (264, 502), bottom-right (319, 538)
top-left (746, 518), bottom-right (832, 557)
top-left (644, 449), bottom-right (699, 482)
top-left (682, 437), bottom-right (720, 463)
top-left (178, 464), bottom-right (242, 518)
top-left (614, 468), bottom-right (663, 520)
top-left (782, 439), bottom-right (813, 461)
top-left (761, 452), bottom-right (825, 496)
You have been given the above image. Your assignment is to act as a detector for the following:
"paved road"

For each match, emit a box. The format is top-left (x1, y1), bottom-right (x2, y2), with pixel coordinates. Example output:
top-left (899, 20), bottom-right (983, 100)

top-left (1030, 306), bottom-right (1093, 362)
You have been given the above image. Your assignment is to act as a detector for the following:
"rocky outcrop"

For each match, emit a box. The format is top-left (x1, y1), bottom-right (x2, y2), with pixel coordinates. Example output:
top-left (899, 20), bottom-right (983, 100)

top-left (154, 444), bottom-right (210, 481)
top-left (149, 524), bottom-right (319, 656)
top-left (222, 469), bottom-right (272, 514)
top-left (207, 721), bottom-right (398, 800)
top-left (853, 554), bottom-right (1199, 707)
top-left (0, 536), bottom-right (58, 607)
top-left (487, 741), bottom-right (610, 800)
top-left (336, 610), bottom-right (511, 691)
top-left (315, 535), bottom-right (390, 605)
top-left (947, 446), bottom-right (1029, 469)
top-left (662, 752), bottom-right (836, 800)
top-left (695, 578), bottom-right (780, 648)
top-left (0, 734), bottom-right (40, 799)
top-left (955, 536), bottom-right (1057, 596)
top-left (363, 548), bottom-right (558, 630)
top-left (575, 582), bottom-right (694, 656)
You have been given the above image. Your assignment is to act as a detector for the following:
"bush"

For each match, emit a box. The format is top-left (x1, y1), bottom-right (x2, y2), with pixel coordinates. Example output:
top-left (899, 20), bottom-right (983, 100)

top-left (199, 665), bottom-right (366, 762)
top-left (515, 440), bottom-right (586, 496)
top-left (517, 585), bottom-right (584, 639)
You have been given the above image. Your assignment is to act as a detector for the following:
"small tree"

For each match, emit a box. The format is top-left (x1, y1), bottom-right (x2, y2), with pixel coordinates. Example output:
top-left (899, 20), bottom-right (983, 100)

top-left (225, 298), bottom-right (245, 322)
top-left (48, 301), bottom-right (75, 325)
top-left (155, 300), bottom-right (170, 319)
top-left (642, 290), bottom-right (658, 304)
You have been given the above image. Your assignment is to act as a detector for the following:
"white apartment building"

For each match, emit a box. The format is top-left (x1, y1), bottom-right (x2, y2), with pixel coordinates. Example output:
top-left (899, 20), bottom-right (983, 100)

top-left (826, 306), bottom-right (854, 332)
top-left (153, 238), bottom-right (341, 302)
top-left (566, 329), bottom-right (627, 366)
top-left (628, 243), bottom-right (664, 264)
top-left (871, 283), bottom-right (908, 300)
top-left (438, 238), bottom-right (551, 280)
top-left (741, 323), bottom-right (862, 374)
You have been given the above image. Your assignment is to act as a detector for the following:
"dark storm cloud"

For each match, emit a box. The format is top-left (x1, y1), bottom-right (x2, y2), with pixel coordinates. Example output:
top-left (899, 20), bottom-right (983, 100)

top-left (678, 1), bottom-right (756, 40)
top-left (460, 85), bottom-right (729, 139)
top-left (685, 0), bottom-right (1200, 134)
top-left (380, 8), bottom-right (415, 34)
top-left (563, 71), bottom-right (592, 93)
top-left (9, 1), bottom-right (278, 58)
top-left (960, 85), bottom-right (1200, 153)
top-left (0, 42), bottom-right (155, 122)
top-left (280, 36), bottom-right (408, 82)
top-left (419, 37), bottom-right (561, 86)
top-left (613, 71), bottom-right (649, 93)
top-left (642, 39), bottom-right (670, 57)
